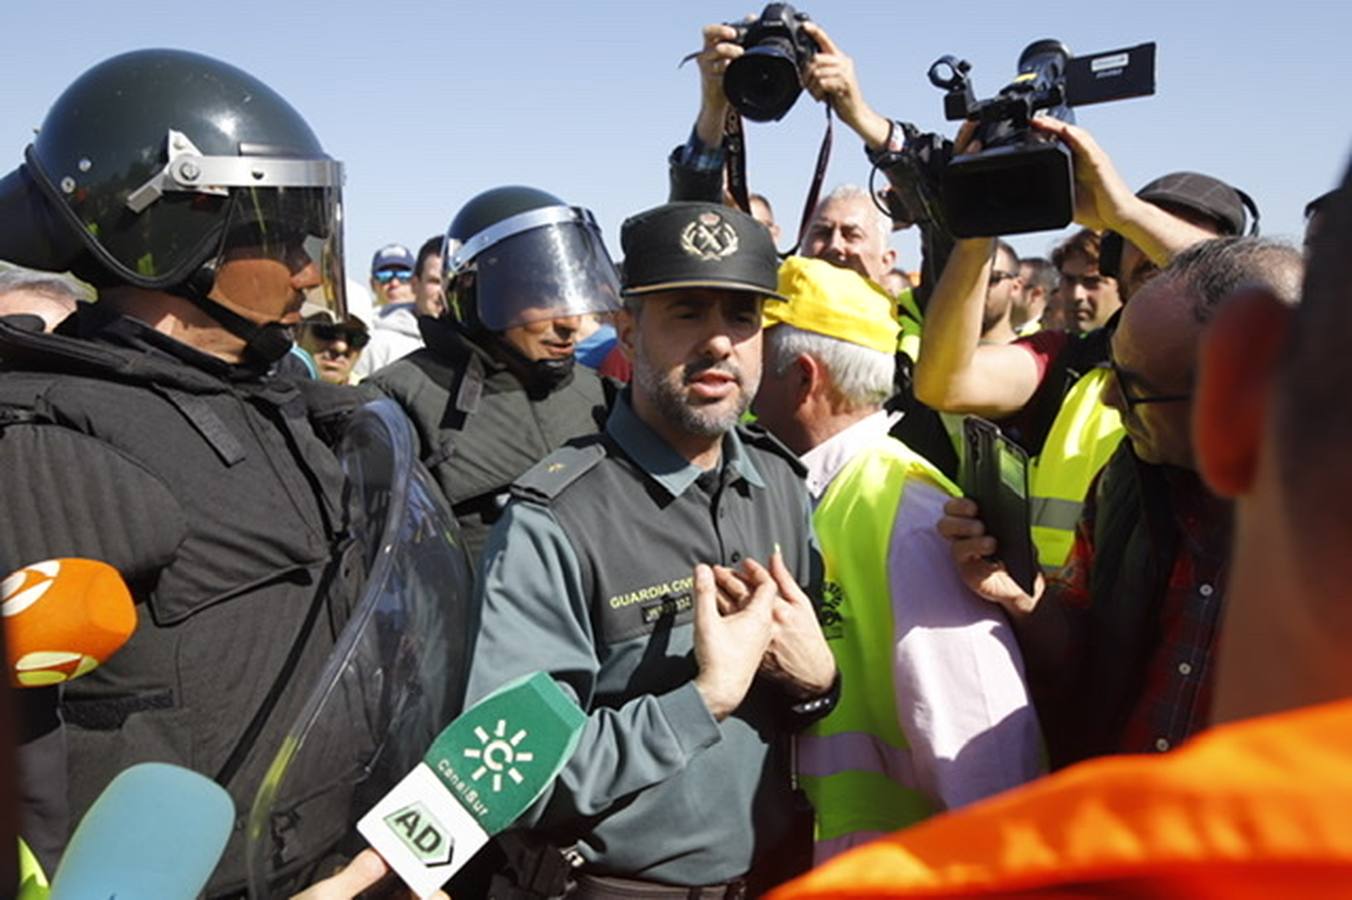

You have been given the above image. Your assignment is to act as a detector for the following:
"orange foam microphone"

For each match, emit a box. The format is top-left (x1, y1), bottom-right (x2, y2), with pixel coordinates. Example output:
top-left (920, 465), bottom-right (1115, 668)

top-left (1, 558), bottom-right (137, 688)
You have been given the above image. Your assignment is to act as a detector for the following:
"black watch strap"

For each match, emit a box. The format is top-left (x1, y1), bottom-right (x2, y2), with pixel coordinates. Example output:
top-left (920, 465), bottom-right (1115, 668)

top-left (789, 669), bottom-right (842, 718)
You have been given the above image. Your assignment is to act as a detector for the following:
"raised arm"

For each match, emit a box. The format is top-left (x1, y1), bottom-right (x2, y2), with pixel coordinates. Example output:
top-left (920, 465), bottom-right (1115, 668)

top-left (913, 238), bottom-right (1044, 415)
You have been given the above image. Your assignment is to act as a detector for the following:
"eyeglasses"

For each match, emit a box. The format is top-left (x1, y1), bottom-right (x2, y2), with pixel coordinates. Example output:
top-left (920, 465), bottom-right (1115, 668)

top-left (988, 270), bottom-right (1020, 287)
top-left (1106, 355), bottom-right (1190, 408)
top-left (372, 268), bottom-right (413, 284)
top-left (308, 324), bottom-right (370, 350)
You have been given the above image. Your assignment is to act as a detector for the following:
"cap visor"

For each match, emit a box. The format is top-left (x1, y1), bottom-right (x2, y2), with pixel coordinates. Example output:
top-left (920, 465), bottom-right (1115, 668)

top-left (622, 278), bottom-right (788, 302)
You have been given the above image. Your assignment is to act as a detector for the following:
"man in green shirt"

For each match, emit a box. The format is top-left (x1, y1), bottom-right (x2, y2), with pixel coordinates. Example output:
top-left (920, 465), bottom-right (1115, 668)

top-left (464, 201), bottom-right (838, 898)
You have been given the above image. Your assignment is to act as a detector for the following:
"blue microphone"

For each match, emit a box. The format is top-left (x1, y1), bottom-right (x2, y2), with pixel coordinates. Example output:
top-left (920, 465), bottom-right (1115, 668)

top-left (49, 762), bottom-right (234, 900)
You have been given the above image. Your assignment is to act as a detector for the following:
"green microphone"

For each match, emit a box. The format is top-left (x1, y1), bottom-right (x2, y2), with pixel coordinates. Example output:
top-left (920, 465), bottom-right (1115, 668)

top-left (358, 671), bottom-right (586, 898)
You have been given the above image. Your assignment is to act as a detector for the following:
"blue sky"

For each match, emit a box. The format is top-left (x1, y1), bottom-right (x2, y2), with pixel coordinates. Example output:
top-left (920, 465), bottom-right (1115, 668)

top-left (2, 0), bottom-right (1347, 284)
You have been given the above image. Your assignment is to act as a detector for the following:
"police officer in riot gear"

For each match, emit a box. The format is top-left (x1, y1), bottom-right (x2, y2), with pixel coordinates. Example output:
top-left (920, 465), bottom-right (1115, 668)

top-left (0, 49), bottom-right (365, 895)
top-left (366, 185), bottom-right (622, 566)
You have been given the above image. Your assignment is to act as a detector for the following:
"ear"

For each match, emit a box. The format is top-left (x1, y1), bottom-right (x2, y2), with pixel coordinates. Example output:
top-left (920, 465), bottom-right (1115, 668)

top-left (616, 306), bottom-right (638, 363)
top-left (881, 247), bottom-right (898, 273)
top-left (795, 354), bottom-right (817, 404)
top-left (1194, 287), bottom-right (1293, 497)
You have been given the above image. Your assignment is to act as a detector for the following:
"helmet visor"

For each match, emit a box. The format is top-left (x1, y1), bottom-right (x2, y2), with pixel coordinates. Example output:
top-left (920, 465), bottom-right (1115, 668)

top-left (216, 183), bottom-right (347, 321)
top-left (451, 207), bottom-right (620, 331)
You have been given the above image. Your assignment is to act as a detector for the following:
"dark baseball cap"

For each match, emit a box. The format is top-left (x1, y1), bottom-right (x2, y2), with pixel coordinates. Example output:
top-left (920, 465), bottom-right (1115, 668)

top-left (1101, 172), bottom-right (1259, 279)
top-left (370, 243), bottom-right (415, 274)
top-left (620, 202), bottom-right (785, 300)
top-left (1137, 172), bottom-right (1255, 237)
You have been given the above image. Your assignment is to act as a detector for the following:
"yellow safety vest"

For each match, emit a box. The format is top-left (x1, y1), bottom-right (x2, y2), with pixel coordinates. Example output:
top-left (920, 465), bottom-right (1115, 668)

top-left (17, 837), bottom-right (49, 899)
top-left (799, 438), bottom-right (960, 852)
top-left (1027, 368), bottom-right (1125, 571)
top-left (895, 287), bottom-right (923, 364)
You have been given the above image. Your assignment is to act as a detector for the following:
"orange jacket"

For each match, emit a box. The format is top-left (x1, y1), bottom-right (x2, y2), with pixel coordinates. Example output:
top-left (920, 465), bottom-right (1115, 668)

top-left (771, 700), bottom-right (1352, 899)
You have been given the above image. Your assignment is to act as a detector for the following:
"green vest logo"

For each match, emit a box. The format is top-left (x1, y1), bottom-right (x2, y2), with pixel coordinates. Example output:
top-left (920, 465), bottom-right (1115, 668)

top-left (463, 718), bottom-right (536, 794)
top-left (819, 579), bottom-right (845, 641)
top-left (384, 801), bottom-right (454, 867)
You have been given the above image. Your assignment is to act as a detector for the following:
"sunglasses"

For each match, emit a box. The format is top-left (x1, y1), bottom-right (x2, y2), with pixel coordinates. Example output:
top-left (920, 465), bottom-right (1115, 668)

top-left (373, 268), bottom-right (413, 284)
top-left (308, 324), bottom-right (370, 349)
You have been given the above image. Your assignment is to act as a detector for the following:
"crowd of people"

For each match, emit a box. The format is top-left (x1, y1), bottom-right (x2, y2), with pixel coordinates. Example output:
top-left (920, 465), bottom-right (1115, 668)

top-left (0, 15), bottom-right (1348, 900)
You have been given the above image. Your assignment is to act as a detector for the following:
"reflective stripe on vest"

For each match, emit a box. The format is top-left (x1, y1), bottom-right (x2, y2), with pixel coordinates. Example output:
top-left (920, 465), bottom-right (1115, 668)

top-left (1028, 368), bottom-right (1125, 572)
top-left (800, 438), bottom-right (959, 848)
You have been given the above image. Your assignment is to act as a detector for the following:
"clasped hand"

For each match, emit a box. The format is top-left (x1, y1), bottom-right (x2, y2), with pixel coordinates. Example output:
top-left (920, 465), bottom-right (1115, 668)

top-left (694, 549), bottom-right (836, 718)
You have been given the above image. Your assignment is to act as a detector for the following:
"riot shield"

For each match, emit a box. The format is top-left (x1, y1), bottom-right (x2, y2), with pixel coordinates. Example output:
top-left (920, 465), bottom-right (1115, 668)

top-left (245, 398), bottom-right (474, 897)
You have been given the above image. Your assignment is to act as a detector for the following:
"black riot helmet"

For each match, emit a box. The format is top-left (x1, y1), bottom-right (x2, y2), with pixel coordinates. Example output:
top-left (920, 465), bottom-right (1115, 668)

top-left (443, 185), bottom-right (621, 335)
top-left (0, 48), bottom-right (347, 364)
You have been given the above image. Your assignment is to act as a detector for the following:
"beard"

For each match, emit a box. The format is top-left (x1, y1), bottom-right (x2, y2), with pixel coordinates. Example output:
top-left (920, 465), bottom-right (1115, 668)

top-left (631, 347), bottom-right (758, 439)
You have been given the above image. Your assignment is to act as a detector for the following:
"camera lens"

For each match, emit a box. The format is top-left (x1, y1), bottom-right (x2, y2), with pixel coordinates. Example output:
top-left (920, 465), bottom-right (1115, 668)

top-left (724, 42), bottom-right (802, 122)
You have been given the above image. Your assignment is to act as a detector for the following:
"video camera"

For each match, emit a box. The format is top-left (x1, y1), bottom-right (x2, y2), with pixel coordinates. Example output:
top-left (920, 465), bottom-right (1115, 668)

top-left (882, 40), bottom-right (1156, 237)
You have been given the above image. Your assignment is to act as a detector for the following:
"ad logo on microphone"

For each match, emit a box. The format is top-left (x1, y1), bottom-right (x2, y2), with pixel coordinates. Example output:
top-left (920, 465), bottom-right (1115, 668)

top-left (384, 801), bottom-right (454, 868)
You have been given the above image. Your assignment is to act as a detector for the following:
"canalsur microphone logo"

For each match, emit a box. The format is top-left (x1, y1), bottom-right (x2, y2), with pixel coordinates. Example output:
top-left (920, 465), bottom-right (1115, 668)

top-left (463, 718), bottom-right (535, 793)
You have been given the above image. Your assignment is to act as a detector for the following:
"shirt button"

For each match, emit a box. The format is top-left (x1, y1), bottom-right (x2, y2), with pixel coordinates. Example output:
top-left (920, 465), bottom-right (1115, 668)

top-left (1178, 662), bottom-right (1192, 676)
top-left (730, 551), bottom-right (742, 563)
top-left (1155, 738), bottom-right (1170, 752)
top-left (1199, 583), bottom-right (1215, 597)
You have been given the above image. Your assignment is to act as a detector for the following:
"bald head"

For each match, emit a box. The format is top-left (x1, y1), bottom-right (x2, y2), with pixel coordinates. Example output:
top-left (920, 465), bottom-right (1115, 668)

top-left (1108, 237), bottom-right (1302, 468)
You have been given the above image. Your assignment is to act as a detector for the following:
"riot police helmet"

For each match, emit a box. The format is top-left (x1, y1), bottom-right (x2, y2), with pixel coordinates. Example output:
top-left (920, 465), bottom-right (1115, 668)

top-left (443, 185), bottom-right (621, 334)
top-left (0, 48), bottom-right (347, 363)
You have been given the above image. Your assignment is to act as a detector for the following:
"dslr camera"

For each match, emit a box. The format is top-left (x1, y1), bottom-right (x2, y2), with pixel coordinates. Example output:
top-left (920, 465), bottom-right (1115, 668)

top-left (884, 40), bottom-right (1156, 237)
top-left (723, 3), bottom-right (819, 122)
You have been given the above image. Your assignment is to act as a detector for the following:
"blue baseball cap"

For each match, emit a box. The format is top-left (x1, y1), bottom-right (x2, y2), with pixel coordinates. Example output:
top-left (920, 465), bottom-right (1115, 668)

top-left (370, 243), bottom-right (415, 275)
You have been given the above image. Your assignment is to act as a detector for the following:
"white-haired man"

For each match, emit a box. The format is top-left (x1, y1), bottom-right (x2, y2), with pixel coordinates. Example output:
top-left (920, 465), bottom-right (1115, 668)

top-left (800, 184), bottom-right (896, 286)
top-left (751, 256), bottom-right (1042, 864)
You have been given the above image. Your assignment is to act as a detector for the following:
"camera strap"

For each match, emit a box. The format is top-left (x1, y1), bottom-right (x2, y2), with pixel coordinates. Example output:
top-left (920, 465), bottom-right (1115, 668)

top-left (723, 107), bottom-right (751, 213)
top-left (723, 103), bottom-right (835, 258)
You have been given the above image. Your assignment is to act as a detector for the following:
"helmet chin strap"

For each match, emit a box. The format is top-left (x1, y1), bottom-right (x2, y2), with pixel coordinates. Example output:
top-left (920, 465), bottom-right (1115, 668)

top-left (173, 265), bottom-right (295, 367)
top-left (486, 330), bottom-right (575, 396)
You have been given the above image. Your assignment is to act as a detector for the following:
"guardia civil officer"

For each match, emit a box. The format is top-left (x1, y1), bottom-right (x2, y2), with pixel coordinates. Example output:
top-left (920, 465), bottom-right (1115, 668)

top-left (364, 186), bottom-right (621, 567)
top-left (464, 202), bottom-right (840, 898)
top-left (0, 49), bottom-right (367, 895)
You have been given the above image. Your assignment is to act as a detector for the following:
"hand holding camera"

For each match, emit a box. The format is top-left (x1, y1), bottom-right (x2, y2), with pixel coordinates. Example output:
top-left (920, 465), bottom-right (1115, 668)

top-left (800, 21), bottom-right (891, 150)
top-left (693, 23), bottom-right (746, 146)
top-left (1028, 117), bottom-right (1136, 234)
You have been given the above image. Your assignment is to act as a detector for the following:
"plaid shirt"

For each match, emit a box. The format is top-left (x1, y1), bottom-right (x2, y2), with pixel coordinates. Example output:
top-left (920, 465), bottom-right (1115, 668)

top-left (676, 127), bottom-right (725, 173)
top-left (1054, 466), bottom-right (1231, 755)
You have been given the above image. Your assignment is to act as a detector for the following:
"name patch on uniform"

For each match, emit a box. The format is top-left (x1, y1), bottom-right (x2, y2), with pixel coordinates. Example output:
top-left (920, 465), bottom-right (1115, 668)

top-left (607, 576), bottom-right (694, 610)
top-left (600, 575), bottom-right (696, 643)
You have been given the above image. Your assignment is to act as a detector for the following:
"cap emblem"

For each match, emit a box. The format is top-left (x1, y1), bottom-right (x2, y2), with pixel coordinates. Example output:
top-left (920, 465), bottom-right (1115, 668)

top-left (680, 213), bottom-right (739, 262)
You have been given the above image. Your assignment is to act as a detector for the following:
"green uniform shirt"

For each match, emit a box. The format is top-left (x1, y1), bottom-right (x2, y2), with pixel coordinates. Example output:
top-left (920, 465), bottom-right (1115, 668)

top-left (464, 393), bottom-right (820, 885)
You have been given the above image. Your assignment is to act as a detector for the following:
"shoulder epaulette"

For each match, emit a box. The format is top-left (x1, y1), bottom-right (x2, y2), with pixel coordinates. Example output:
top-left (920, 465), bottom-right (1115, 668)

top-left (737, 422), bottom-right (807, 478)
top-left (511, 439), bottom-right (608, 504)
